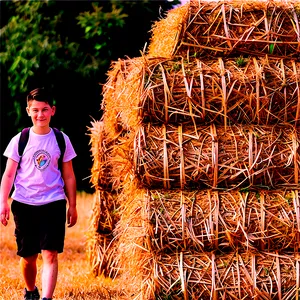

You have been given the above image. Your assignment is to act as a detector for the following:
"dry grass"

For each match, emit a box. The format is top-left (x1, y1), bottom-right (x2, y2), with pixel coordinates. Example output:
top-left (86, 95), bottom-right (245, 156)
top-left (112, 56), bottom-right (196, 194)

top-left (0, 192), bottom-right (127, 300)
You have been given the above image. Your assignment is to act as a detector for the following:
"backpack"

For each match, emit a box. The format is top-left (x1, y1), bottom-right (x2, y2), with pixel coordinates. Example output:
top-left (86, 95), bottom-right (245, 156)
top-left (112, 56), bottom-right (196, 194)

top-left (18, 127), bottom-right (66, 170)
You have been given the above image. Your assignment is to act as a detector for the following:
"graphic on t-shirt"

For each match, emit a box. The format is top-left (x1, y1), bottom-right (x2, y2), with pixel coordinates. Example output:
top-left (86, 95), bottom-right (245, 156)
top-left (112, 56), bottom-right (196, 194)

top-left (33, 150), bottom-right (51, 170)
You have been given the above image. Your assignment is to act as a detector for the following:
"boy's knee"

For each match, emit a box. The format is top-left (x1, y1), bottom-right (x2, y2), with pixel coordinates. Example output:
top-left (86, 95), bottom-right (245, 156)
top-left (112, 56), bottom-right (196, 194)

top-left (21, 254), bottom-right (38, 265)
top-left (41, 250), bottom-right (58, 263)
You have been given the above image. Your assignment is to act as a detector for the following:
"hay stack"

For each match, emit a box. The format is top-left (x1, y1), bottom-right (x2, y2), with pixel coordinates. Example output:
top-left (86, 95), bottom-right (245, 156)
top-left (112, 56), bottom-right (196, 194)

top-left (88, 0), bottom-right (300, 299)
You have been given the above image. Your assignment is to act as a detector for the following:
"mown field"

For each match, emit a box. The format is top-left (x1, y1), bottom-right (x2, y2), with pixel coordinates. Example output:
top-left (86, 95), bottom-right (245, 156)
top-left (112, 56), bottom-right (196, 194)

top-left (0, 192), bottom-right (126, 300)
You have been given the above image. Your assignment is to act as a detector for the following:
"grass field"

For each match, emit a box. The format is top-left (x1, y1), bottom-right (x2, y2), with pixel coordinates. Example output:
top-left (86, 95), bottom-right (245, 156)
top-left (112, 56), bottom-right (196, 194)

top-left (0, 192), bottom-right (126, 300)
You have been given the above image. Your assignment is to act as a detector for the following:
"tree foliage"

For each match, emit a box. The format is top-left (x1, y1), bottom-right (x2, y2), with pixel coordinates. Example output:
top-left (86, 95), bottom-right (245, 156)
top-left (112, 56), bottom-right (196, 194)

top-left (0, 0), bottom-right (132, 120)
top-left (76, 3), bottom-right (129, 77)
top-left (1, 2), bottom-right (63, 96)
top-left (1, 0), bottom-right (178, 100)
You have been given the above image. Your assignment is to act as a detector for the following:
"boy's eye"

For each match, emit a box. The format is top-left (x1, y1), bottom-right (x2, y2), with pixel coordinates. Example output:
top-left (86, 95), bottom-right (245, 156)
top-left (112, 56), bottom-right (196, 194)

top-left (32, 108), bottom-right (48, 113)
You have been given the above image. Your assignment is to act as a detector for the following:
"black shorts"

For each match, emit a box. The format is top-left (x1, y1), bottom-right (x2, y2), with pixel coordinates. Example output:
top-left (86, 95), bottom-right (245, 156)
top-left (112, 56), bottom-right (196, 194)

top-left (11, 200), bottom-right (67, 257)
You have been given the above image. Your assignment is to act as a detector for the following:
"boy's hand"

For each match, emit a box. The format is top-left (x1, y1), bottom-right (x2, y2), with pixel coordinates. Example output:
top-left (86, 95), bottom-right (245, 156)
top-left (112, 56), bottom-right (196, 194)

top-left (67, 206), bottom-right (78, 227)
top-left (0, 203), bottom-right (10, 226)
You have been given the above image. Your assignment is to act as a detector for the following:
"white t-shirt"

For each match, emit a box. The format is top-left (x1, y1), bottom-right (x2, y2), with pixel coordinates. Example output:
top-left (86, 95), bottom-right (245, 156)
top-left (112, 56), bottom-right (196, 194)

top-left (3, 127), bottom-right (77, 205)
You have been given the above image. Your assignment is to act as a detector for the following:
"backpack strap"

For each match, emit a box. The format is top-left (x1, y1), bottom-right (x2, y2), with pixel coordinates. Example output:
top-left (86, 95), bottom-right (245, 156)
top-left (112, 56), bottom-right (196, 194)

top-left (18, 127), bottom-right (31, 169)
top-left (17, 127), bottom-right (66, 170)
top-left (53, 127), bottom-right (66, 170)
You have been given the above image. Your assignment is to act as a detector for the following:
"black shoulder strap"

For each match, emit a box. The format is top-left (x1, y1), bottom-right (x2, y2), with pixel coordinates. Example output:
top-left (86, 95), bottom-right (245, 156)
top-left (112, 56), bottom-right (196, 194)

top-left (53, 127), bottom-right (66, 170)
top-left (18, 127), bottom-right (66, 170)
top-left (18, 127), bottom-right (30, 156)
top-left (18, 127), bottom-right (30, 168)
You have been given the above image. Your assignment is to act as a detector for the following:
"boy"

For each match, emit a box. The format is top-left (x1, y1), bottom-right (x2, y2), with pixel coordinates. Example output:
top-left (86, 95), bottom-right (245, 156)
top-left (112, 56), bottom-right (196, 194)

top-left (0, 88), bottom-right (78, 300)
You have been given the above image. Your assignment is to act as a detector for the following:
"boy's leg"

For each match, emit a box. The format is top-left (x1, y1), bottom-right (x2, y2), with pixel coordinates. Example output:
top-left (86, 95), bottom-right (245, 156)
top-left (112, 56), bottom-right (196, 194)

top-left (11, 200), bottom-right (41, 298)
top-left (39, 200), bottom-right (66, 299)
top-left (41, 250), bottom-right (58, 299)
top-left (20, 254), bottom-right (39, 291)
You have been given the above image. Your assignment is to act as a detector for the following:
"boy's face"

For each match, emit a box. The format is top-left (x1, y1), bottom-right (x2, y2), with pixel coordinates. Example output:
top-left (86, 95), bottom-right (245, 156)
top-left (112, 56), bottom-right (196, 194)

top-left (26, 100), bottom-right (56, 128)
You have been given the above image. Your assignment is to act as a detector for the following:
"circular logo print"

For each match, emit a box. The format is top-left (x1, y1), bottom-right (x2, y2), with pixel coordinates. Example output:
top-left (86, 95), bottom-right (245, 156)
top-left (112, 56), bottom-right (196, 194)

top-left (33, 150), bottom-right (51, 170)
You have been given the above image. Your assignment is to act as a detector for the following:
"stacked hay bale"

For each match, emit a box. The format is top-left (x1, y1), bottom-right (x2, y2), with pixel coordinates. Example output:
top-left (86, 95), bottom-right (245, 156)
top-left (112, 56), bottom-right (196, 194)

top-left (88, 0), bottom-right (300, 299)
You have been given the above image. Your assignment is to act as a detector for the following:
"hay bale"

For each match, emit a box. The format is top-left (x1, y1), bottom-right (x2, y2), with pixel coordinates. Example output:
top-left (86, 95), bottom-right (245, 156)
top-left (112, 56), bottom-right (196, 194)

top-left (141, 56), bottom-right (300, 126)
top-left (100, 55), bottom-right (300, 131)
top-left (153, 250), bottom-right (299, 300)
top-left (148, 189), bottom-right (300, 252)
top-left (135, 124), bottom-right (299, 189)
top-left (148, 0), bottom-right (300, 59)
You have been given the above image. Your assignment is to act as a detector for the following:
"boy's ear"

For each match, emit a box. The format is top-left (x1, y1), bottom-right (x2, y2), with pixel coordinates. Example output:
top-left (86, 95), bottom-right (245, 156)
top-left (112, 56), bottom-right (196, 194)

top-left (26, 106), bottom-right (30, 116)
top-left (51, 106), bottom-right (56, 116)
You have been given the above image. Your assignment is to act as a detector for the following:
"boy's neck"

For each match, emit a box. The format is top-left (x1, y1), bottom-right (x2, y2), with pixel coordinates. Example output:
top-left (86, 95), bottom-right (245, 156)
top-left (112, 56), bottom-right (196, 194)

top-left (32, 126), bottom-right (51, 135)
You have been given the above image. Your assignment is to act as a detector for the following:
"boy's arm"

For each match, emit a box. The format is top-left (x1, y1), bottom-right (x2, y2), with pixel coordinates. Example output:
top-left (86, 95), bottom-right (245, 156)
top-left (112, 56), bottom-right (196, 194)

top-left (0, 158), bottom-right (18, 226)
top-left (62, 160), bottom-right (77, 227)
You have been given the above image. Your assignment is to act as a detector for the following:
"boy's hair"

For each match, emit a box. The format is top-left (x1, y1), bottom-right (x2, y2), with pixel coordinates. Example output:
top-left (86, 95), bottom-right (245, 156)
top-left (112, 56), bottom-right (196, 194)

top-left (27, 87), bottom-right (53, 106)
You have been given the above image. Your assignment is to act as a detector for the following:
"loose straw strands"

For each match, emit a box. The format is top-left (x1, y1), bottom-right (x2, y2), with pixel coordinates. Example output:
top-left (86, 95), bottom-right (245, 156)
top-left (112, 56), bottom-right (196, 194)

top-left (147, 3), bottom-right (189, 58)
top-left (135, 124), bottom-right (300, 189)
top-left (148, 189), bottom-right (300, 252)
top-left (153, 250), bottom-right (299, 300)
top-left (86, 190), bottom-right (120, 277)
top-left (88, 120), bottom-right (114, 190)
top-left (141, 56), bottom-right (300, 126)
top-left (88, 120), bottom-right (136, 191)
top-left (148, 0), bottom-right (300, 59)
top-left (100, 57), bottom-right (148, 138)
top-left (112, 182), bottom-right (156, 300)
top-left (86, 232), bottom-right (119, 278)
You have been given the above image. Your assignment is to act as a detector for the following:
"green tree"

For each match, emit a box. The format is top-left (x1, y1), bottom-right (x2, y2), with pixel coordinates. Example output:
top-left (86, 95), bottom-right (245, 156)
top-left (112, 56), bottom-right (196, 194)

top-left (76, 2), bottom-right (128, 76)
top-left (0, 0), bottom-right (129, 123)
